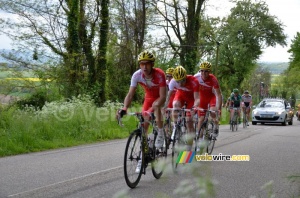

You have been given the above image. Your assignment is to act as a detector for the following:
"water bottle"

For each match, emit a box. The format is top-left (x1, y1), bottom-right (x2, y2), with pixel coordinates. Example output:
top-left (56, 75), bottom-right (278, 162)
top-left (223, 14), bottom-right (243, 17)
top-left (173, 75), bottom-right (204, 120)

top-left (171, 127), bottom-right (176, 141)
top-left (148, 133), bottom-right (154, 148)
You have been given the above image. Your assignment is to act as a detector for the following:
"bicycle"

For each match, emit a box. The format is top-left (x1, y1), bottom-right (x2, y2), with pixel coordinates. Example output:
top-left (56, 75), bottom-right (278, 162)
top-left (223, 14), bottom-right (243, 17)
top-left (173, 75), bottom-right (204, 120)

top-left (230, 107), bottom-right (239, 131)
top-left (118, 111), bottom-right (168, 188)
top-left (194, 108), bottom-right (217, 155)
top-left (242, 107), bottom-right (248, 128)
top-left (166, 107), bottom-right (191, 171)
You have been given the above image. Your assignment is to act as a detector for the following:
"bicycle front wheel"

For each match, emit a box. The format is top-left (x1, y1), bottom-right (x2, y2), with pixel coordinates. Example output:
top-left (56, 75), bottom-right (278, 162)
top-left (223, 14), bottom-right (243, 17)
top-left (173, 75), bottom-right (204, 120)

top-left (124, 129), bottom-right (143, 188)
top-left (171, 127), bottom-right (183, 172)
top-left (206, 121), bottom-right (215, 155)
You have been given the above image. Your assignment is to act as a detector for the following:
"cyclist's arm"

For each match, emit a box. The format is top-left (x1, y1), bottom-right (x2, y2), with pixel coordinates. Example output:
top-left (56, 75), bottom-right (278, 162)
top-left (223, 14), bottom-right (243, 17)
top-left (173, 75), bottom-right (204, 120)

top-left (193, 91), bottom-right (200, 107)
top-left (123, 86), bottom-right (137, 109)
top-left (164, 89), bottom-right (175, 108)
top-left (214, 88), bottom-right (222, 111)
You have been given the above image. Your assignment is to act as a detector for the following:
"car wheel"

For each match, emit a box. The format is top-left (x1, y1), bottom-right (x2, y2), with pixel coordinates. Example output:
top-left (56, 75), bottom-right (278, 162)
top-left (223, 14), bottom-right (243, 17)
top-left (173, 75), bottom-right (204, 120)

top-left (282, 116), bottom-right (287, 126)
top-left (252, 121), bottom-right (257, 125)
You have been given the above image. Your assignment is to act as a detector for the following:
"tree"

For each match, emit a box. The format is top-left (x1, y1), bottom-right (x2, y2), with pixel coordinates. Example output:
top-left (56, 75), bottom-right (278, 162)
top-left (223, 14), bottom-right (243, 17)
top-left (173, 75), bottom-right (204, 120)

top-left (150, 0), bottom-right (206, 74)
top-left (104, 0), bottom-right (147, 102)
top-left (0, 0), bottom-right (110, 104)
top-left (285, 32), bottom-right (300, 93)
top-left (216, 0), bottom-right (286, 90)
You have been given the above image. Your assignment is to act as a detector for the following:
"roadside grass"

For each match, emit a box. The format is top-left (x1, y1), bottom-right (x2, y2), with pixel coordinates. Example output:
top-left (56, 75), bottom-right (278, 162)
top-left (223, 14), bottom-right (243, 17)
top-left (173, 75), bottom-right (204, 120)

top-left (0, 96), bottom-right (139, 157)
top-left (0, 93), bottom-right (233, 157)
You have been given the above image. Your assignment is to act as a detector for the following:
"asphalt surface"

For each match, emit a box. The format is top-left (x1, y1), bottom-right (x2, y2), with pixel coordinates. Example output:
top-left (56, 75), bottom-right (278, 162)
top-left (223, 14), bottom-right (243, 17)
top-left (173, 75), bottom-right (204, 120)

top-left (0, 118), bottom-right (300, 198)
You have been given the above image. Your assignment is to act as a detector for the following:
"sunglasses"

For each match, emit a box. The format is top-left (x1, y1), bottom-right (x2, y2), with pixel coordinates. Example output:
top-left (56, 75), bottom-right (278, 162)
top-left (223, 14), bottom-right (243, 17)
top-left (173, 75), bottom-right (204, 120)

top-left (166, 75), bottom-right (172, 78)
top-left (200, 70), bottom-right (210, 73)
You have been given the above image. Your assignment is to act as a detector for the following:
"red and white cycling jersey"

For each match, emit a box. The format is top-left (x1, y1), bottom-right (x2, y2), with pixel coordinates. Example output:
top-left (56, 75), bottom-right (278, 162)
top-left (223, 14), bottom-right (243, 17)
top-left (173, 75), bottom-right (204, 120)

top-left (194, 73), bottom-right (220, 115)
top-left (130, 68), bottom-right (166, 99)
top-left (194, 73), bottom-right (220, 98)
top-left (166, 79), bottom-right (176, 108)
top-left (168, 75), bottom-right (199, 109)
top-left (242, 94), bottom-right (252, 103)
top-left (168, 75), bottom-right (199, 96)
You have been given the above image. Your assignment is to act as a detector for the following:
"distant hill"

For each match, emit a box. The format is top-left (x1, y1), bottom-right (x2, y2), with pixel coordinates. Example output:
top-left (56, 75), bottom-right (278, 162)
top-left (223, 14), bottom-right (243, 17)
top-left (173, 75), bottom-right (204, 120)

top-left (258, 62), bottom-right (289, 74)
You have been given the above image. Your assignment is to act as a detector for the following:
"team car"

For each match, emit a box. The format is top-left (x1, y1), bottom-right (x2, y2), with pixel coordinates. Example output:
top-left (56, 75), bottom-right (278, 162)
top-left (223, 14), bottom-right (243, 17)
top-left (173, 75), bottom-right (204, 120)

top-left (252, 98), bottom-right (293, 126)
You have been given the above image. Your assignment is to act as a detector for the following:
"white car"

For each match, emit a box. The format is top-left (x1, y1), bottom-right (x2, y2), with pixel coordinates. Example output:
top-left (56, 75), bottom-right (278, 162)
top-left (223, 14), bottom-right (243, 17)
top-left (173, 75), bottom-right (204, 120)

top-left (252, 98), bottom-right (293, 126)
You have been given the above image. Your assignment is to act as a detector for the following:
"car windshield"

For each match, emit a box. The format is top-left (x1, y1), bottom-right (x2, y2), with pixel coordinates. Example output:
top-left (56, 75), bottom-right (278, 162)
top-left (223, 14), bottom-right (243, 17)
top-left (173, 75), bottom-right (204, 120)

top-left (259, 101), bottom-right (284, 108)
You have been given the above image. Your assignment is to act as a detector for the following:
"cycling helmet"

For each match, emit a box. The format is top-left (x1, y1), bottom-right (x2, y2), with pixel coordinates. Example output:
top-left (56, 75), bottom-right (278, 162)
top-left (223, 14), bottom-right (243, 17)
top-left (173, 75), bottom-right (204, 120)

top-left (244, 90), bottom-right (249, 94)
top-left (166, 67), bottom-right (174, 75)
top-left (233, 88), bottom-right (239, 93)
top-left (173, 66), bottom-right (187, 81)
top-left (199, 61), bottom-right (212, 70)
top-left (138, 50), bottom-right (155, 62)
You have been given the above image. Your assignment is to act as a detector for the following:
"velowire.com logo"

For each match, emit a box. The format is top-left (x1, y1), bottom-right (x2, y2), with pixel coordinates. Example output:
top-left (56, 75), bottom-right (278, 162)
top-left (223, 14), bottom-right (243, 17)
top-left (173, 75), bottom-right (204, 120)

top-left (176, 151), bottom-right (250, 163)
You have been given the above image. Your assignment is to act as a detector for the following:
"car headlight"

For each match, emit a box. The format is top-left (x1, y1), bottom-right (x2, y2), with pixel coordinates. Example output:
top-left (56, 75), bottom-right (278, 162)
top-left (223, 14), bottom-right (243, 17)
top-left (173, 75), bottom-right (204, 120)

top-left (274, 111), bottom-right (285, 115)
top-left (253, 110), bottom-right (260, 116)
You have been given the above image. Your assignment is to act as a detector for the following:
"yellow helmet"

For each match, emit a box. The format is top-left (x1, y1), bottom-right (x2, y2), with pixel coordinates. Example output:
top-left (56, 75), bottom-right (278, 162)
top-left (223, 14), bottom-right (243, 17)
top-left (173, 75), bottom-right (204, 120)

top-left (173, 66), bottom-right (187, 81)
top-left (166, 67), bottom-right (174, 75)
top-left (138, 50), bottom-right (155, 62)
top-left (199, 61), bottom-right (212, 70)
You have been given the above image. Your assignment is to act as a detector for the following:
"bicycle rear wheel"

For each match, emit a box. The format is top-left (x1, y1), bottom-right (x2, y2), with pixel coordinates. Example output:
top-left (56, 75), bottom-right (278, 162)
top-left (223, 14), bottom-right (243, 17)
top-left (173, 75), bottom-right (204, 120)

top-left (124, 129), bottom-right (143, 188)
top-left (231, 120), bottom-right (235, 132)
top-left (151, 131), bottom-right (167, 179)
top-left (235, 115), bottom-right (239, 131)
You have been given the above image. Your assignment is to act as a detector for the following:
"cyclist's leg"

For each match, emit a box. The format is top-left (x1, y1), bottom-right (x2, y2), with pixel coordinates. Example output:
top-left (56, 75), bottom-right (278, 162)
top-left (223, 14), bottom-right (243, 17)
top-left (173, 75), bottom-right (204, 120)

top-left (230, 108), bottom-right (234, 123)
top-left (197, 100), bottom-right (209, 148)
top-left (238, 107), bottom-right (241, 124)
top-left (209, 96), bottom-right (219, 137)
top-left (196, 115), bottom-right (205, 152)
top-left (246, 106), bottom-right (250, 125)
top-left (149, 98), bottom-right (165, 148)
top-left (184, 98), bottom-right (196, 151)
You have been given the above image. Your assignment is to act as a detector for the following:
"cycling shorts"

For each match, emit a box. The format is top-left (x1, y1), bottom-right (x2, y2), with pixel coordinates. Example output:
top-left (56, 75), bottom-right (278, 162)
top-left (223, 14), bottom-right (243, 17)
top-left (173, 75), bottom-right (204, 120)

top-left (243, 102), bottom-right (250, 108)
top-left (142, 97), bottom-right (157, 113)
top-left (173, 92), bottom-right (194, 116)
top-left (198, 95), bottom-right (216, 116)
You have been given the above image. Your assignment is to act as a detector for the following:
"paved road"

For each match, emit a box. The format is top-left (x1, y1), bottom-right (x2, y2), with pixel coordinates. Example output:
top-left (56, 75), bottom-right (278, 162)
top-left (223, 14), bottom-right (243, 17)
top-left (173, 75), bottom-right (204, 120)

top-left (0, 118), bottom-right (300, 198)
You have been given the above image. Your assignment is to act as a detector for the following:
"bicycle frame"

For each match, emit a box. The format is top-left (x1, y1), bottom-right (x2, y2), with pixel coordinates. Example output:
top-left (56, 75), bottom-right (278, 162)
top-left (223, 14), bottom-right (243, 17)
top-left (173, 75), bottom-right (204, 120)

top-left (166, 107), bottom-right (191, 171)
top-left (194, 108), bottom-right (217, 154)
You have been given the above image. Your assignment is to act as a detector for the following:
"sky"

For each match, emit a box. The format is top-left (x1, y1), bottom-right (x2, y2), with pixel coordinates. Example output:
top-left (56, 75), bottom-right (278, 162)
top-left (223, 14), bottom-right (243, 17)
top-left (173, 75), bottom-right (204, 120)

top-left (206, 0), bottom-right (300, 62)
top-left (0, 0), bottom-right (299, 63)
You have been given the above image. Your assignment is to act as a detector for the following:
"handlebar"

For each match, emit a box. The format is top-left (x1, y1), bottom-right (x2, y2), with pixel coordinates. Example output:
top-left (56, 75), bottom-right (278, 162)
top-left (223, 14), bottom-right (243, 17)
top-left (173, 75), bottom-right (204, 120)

top-left (117, 111), bottom-right (155, 127)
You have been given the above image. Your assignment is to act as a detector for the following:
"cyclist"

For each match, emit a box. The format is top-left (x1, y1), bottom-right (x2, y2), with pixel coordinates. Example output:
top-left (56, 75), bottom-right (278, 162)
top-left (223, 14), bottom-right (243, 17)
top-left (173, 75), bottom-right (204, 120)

top-left (241, 90), bottom-right (252, 126)
top-left (229, 88), bottom-right (242, 124)
top-left (194, 61), bottom-right (222, 141)
top-left (117, 50), bottom-right (167, 172)
top-left (165, 67), bottom-right (175, 108)
top-left (164, 65), bottom-right (200, 151)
